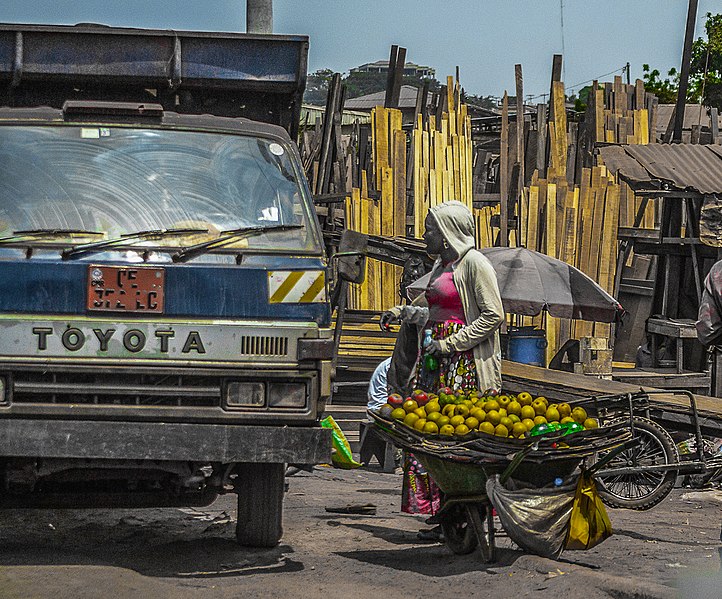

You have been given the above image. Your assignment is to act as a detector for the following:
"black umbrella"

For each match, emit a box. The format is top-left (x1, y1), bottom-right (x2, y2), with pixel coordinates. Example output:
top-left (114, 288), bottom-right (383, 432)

top-left (409, 247), bottom-right (622, 323)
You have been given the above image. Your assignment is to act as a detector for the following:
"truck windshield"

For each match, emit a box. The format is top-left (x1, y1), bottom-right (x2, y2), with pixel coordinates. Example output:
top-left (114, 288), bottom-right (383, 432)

top-left (0, 125), bottom-right (320, 253)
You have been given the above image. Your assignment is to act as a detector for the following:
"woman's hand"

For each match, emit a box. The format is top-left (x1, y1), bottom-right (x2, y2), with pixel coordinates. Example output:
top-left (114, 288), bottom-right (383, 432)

top-left (379, 310), bottom-right (400, 331)
top-left (426, 339), bottom-right (449, 357)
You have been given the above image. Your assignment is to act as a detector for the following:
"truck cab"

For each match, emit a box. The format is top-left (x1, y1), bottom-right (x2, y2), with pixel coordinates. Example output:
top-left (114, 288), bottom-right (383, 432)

top-left (0, 23), bottom-right (333, 547)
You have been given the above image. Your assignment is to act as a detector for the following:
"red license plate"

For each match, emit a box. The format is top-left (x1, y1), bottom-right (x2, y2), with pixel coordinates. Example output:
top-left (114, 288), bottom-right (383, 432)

top-left (87, 265), bottom-right (165, 313)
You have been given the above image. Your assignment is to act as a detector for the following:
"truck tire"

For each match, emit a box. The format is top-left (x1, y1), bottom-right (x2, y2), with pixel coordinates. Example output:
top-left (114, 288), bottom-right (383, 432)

top-left (595, 417), bottom-right (679, 510)
top-left (235, 463), bottom-right (285, 547)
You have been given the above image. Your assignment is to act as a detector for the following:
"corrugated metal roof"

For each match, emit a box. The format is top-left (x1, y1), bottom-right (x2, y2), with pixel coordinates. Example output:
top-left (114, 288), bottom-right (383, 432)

top-left (301, 104), bottom-right (371, 126)
top-left (598, 144), bottom-right (722, 195)
top-left (345, 85), bottom-right (426, 110)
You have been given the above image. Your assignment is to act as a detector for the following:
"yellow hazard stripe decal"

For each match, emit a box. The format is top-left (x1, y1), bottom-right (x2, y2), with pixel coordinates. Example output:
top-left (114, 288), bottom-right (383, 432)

top-left (268, 270), bottom-right (326, 303)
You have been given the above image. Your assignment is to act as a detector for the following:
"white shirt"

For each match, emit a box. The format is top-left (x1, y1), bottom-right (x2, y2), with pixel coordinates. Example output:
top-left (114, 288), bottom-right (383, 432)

top-left (367, 357), bottom-right (392, 412)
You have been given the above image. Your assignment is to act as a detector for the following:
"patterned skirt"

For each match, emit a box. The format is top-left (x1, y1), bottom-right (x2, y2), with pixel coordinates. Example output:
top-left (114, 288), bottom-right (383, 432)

top-left (415, 320), bottom-right (478, 393)
top-left (401, 452), bottom-right (441, 515)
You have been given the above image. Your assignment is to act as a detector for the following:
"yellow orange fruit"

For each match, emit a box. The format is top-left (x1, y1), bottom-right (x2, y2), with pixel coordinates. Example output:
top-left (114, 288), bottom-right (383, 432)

top-left (414, 418), bottom-right (427, 431)
top-left (485, 399), bottom-right (500, 412)
top-left (583, 418), bottom-right (599, 430)
top-left (449, 415), bottom-right (465, 427)
top-left (455, 424), bottom-right (470, 435)
top-left (533, 415), bottom-right (548, 426)
top-left (391, 408), bottom-right (406, 420)
top-left (413, 407), bottom-right (426, 419)
top-left (522, 418), bottom-right (536, 431)
top-left (403, 399), bottom-right (419, 413)
top-left (423, 421), bottom-right (440, 434)
top-left (456, 405), bottom-right (470, 417)
top-left (498, 395), bottom-right (511, 409)
top-left (470, 408), bottom-right (486, 421)
top-left (558, 403), bottom-right (572, 417)
top-left (545, 407), bottom-right (561, 423)
top-left (507, 401), bottom-right (522, 416)
top-left (404, 413), bottom-right (420, 427)
top-left (520, 405), bottom-right (536, 420)
top-left (426, 411), bottom-right (442, 423)
top-left (560, 416), bottom-right (575, 424)
top-left (498, 408), bottom-right (508, 418)
top-left (499, 416), bottom-right (514, 431)
top-left (485, 410), bottom-right (501, 426)
top-left (439, 424), bottom-right (455, 436)
top-left (517, 392), bottom-right (533, 406)
top-left (512, 422), bottom-right (528, 438)
top-left (532, 400), bottom-right (547, 416)
top-left (494, 424), bottom-right (509, 437)
top-left (571, 407), bottom-right (588, 424)
top-left (479, 421), bottom-right (495, 434)
top-left (509, 414), bottom-right (521, 424)
top-left (437, 415), bottom-right (451, 427)
top-left (425, 401), bottom-right (441, 414)
top-left (465, 417), bottom-right (480, 430)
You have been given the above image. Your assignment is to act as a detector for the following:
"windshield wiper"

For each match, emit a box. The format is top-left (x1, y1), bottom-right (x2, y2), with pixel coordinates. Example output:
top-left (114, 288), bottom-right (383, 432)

top-left (62, 227), bottom-right (210, 260)
top-left (0, 229), bottom-right (105, 247)
top-left (172, 224), bottom-right (303, 263)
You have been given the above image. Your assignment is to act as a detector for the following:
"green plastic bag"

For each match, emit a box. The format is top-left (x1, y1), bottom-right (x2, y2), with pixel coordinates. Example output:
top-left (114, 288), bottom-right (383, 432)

top-left (321, 415), bottom-right (362, 469)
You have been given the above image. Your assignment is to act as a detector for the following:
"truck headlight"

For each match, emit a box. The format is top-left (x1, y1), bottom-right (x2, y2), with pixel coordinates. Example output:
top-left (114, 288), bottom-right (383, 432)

top-left (225, 381), bottom-right (265, 407)
top-left (268, 382), bottom-right (306, 408)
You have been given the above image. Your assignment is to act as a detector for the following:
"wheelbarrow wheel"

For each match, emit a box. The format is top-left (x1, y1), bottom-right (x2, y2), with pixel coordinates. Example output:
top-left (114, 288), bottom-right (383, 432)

top-left (595, 417), bottom-right (679, 510)
top-left (440, 504), bottom-right (479, 555)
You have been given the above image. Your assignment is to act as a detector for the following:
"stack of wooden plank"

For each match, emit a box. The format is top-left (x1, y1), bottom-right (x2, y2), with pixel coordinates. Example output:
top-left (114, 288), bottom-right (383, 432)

top-left (412, 76), bottom-right (475, 236)
top-left (343, 75), bottom-right (475, 312)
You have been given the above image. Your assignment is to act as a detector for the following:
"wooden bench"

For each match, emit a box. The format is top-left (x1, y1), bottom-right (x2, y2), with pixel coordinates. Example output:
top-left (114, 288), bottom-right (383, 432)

top-left (358, 420), bottom-right (396, 472)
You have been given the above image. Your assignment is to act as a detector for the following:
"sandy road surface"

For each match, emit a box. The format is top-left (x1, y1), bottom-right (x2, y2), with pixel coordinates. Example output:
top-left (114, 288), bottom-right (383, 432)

top-left (0, 467), bottom-right (720, 599)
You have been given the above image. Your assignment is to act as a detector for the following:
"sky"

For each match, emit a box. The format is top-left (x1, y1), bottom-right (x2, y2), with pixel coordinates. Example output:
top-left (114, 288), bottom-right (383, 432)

top-left (3, 0), bottom-right (720, 100)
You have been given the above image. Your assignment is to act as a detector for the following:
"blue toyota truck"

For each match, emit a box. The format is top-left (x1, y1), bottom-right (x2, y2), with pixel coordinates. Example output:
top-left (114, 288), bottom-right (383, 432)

top-left (0, 23), bottom-right (339, 547)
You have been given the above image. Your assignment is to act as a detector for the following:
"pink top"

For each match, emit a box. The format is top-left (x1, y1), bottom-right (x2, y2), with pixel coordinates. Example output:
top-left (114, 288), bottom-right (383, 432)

top-left (426, 270), bottom-right (466, 324)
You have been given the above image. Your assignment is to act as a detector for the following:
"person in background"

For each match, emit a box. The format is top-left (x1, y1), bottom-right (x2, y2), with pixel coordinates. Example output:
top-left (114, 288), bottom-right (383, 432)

top-left (697, 260), bottom-right (722, 396)
top-left (366, 357), bottom-right (391, 416)
top-left (380, 200), bottom-right (505, 539)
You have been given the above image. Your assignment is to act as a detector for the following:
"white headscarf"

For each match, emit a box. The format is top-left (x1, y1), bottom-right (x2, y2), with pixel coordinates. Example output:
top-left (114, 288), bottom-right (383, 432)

top-left (428, 200), bottom-right (476, 259)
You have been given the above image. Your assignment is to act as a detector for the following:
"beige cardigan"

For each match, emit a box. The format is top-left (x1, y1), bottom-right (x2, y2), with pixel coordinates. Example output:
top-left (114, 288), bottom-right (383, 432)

top-left (392, 247), bottom-right (504, 392)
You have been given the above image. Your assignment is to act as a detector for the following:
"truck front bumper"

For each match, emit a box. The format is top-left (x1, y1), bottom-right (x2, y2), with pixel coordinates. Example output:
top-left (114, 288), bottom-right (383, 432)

top-left (0, 419), bottom-right (332, 464)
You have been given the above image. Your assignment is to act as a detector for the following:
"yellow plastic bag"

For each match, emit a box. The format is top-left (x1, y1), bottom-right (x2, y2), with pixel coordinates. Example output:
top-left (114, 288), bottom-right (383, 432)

top-left (565, 471), bottom-right (612, 550)
top-left (320, 416), bottom-right (362, 469)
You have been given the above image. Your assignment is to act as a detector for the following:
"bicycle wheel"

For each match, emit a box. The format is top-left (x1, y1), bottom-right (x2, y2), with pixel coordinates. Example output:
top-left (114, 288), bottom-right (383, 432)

top-left (595, 417), bottom-right (679, 510)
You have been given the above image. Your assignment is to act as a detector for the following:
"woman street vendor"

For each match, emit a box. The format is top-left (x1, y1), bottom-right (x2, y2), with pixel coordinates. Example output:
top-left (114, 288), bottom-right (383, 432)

top-left (380, 200), bottom-right (505, 530)
top-left (382, 200), bottom-right (505, 395)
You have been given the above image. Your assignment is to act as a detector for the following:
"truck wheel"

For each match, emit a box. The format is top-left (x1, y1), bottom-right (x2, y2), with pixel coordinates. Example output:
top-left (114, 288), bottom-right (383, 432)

top-left (235, 463), bottom-right (285, 547)
top-left (595, 417), bottom-right (679, 510)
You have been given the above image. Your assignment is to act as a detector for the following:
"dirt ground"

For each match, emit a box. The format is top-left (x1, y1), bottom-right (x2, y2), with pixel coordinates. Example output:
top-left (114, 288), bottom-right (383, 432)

top-left (0, 466), bottom-right (720, 599)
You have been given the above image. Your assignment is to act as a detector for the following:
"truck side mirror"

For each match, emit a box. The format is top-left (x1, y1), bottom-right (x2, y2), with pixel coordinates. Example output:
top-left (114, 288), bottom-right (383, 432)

top-left (334, 229), bottom-right (367, 284)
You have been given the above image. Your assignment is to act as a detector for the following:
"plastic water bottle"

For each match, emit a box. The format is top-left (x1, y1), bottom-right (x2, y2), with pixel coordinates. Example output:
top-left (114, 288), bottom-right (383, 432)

top-left (422, 329), bottom-right (439, 371)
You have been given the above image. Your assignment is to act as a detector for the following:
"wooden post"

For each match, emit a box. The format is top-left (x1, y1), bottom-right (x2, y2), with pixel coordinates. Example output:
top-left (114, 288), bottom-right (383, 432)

top-left (672, 0), bottom-right (699, 143)
top-left (500, 92), bottom-right (509, 247)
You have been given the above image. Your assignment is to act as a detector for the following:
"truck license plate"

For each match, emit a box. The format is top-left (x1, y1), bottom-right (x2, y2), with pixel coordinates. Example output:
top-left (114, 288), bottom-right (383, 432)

top-left (87, 265), bottom-right (165, 314)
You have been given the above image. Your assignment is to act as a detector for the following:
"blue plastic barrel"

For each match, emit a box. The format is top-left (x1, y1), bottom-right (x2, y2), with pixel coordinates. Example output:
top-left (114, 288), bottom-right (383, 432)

top-left (507, 327), bottom-right (548, 367)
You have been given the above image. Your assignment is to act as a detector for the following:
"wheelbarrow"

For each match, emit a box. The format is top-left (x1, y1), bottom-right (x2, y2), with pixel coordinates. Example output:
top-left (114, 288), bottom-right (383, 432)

top-left (369, 411), bottom-right (630, 562)
top-left (414, 443), bottom-right (583, 562)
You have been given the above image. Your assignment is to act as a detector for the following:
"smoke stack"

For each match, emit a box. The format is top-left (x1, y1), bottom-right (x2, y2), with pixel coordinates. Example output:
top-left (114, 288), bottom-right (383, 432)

top-left (247, 0), bottom-right (273, 34)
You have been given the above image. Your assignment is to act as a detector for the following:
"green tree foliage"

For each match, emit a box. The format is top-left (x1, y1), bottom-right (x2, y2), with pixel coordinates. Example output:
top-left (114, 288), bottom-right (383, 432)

top-left (642, 12), bottom-right (722, 109)
top-left (304, 69), bottom-right (334, 105)
top-left (642, 65), bottom-right (679, 104)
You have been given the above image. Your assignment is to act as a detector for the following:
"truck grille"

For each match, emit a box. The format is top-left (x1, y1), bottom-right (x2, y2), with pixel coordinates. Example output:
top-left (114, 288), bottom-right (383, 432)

top-left (11, 371), bottom-right (222, 407)
top-left (239, 335), bottom-right (288, 356)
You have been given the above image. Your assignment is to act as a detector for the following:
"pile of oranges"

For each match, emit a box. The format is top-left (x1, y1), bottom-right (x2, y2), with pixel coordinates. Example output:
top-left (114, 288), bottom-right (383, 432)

top-left (378, 387), bottom-right (598, 438)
